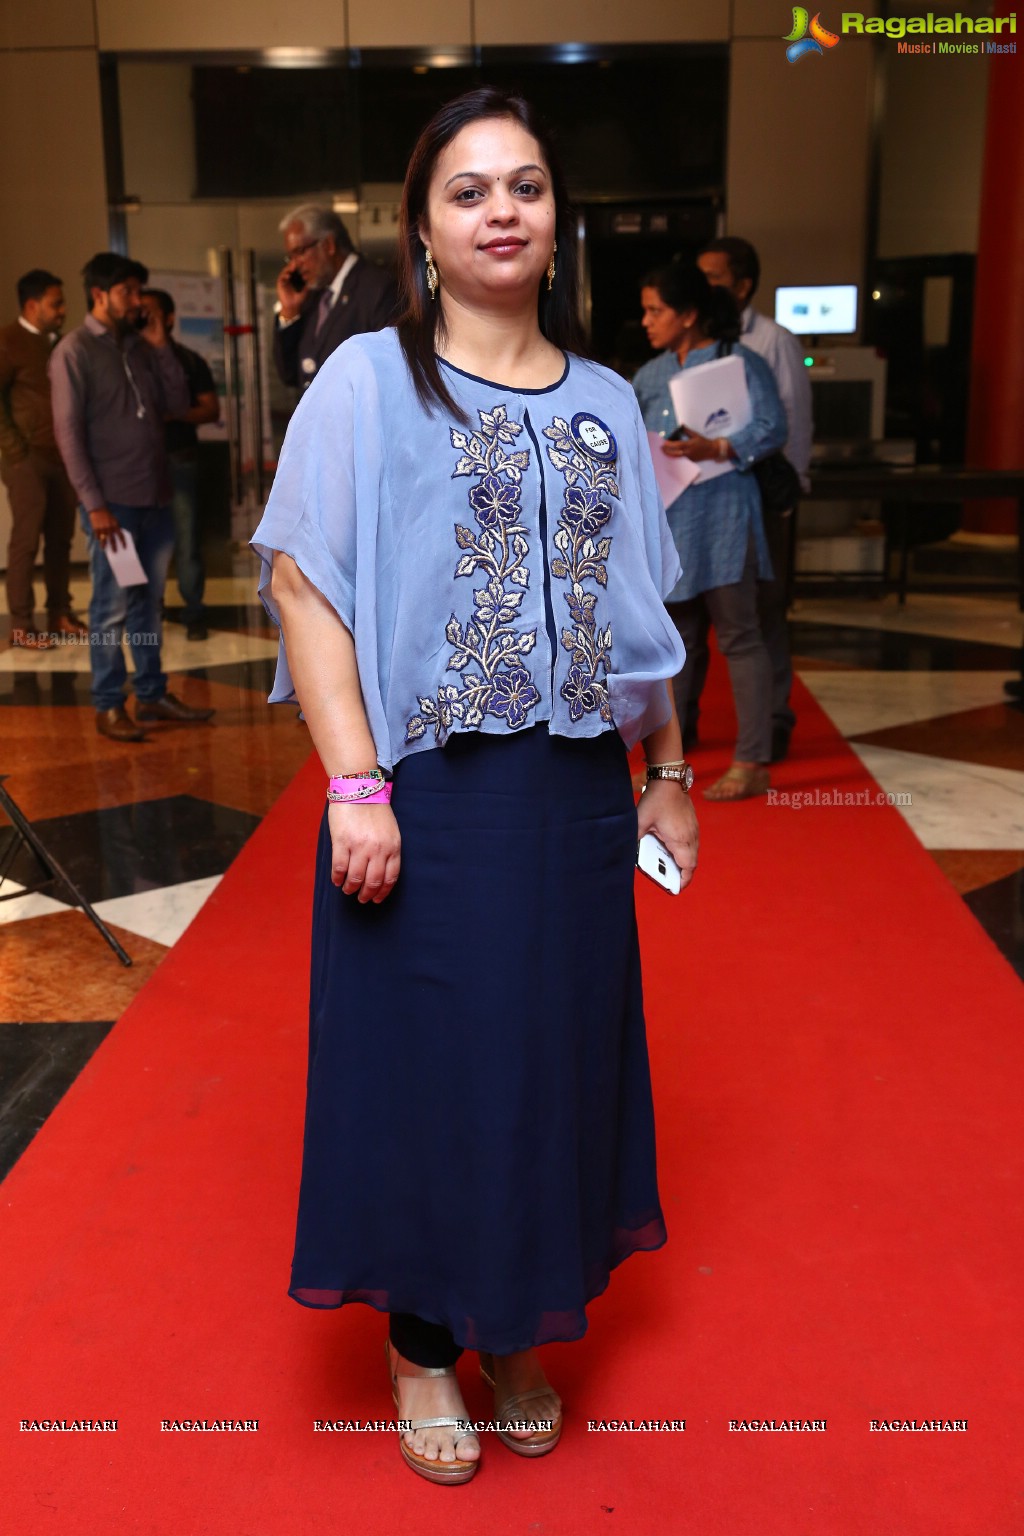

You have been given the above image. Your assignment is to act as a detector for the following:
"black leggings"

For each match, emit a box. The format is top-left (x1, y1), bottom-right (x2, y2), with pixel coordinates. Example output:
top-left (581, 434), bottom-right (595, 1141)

top-left (389, 1312), bottom-right (463, 1369)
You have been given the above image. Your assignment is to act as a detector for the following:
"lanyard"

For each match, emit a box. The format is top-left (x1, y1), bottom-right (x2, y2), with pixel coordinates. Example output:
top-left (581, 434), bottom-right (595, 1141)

top-left (120, 348), bottom-right (146, 419)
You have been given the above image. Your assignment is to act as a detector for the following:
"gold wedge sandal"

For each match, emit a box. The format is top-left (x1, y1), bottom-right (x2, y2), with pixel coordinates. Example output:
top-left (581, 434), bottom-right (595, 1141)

top-left (703, 762), bottom-right (770, 801)
top-left (385, 1339), bottom-right (480, 1485)
top-left (478, 1350), bottom-right (563, 1457)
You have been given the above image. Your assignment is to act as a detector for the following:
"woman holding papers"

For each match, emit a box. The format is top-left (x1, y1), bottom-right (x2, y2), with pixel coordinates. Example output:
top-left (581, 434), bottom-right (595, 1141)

top-left (632, 264), bottom-right (787, 801)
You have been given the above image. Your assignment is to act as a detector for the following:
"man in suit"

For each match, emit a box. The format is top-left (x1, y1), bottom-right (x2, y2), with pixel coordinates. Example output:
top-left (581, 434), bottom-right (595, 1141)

top-left (273, 205), bottom-right (399, 393)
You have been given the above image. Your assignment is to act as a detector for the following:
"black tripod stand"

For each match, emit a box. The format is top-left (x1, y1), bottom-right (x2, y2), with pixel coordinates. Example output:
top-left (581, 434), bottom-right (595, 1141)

top-left (0, 776), bottom-right (132, 966)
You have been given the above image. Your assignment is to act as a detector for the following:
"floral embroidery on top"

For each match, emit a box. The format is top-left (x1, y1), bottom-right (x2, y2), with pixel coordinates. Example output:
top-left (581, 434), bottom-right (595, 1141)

top-left (405, 405), bottom-right (540, 745)
top-left (542, 415), bottom-right (618, 724)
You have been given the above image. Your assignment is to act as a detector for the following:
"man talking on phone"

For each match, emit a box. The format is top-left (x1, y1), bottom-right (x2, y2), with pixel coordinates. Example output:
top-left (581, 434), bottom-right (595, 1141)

top-left (49, 253), bottom-right (214, 741)
top-left (273, 205), bottom-right (398, 393)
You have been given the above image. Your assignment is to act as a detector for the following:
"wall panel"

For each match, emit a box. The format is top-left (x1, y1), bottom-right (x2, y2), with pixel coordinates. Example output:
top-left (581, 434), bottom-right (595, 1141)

top-left (96, 0), bottom-right (347, 53)
top-left (0, 50), bottom-right (108, 326)
top-left (474, 0), bottom-right (728, 46)
top-left (726, 39), bottom-right (873, 307)
top-left (348, 0), bottom-right (471, 48)
top-left (0, 47), bottom-right (107, 571)
top-left (878, 52), bottom-right (988, 257)
top-left (0, 0), bottom-right (95, 50)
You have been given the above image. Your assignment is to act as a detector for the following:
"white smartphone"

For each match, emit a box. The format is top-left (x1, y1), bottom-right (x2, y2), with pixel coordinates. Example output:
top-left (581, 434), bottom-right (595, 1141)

top-left (636, 832), bottom-right (682, 895)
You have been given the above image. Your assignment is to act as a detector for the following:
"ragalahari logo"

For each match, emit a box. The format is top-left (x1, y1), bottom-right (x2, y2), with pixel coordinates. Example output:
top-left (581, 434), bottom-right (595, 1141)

top-left (784, 8), bottom-right (841, 62)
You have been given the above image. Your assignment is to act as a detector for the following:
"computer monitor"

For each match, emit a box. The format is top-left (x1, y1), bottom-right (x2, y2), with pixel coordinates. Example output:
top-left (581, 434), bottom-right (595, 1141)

top-left (775, 284), bottom-right (858, 336)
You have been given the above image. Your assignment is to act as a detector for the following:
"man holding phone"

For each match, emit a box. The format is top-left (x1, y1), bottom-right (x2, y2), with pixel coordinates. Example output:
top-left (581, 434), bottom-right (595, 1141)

top-left (273, 205), bottom-right (398, 393)
top-left (49, 252), bottom-right (214, 741)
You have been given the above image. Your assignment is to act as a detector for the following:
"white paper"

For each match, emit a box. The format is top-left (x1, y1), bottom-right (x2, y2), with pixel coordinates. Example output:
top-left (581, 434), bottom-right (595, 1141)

top-left (646, 430), bottom-right (702, 507)
top-left (668, 354), bottom-right (752, 483)
top-left (104, 529), bottom-right (148, 587)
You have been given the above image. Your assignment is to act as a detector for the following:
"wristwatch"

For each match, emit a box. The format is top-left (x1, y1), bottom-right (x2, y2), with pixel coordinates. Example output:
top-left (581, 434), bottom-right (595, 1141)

top-left (646, 762), bottom-right (694, 792)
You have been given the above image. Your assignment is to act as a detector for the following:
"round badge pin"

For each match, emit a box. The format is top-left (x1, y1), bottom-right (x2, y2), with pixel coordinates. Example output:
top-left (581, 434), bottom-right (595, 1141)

top-left (569, 412), bottom-right (617, 463)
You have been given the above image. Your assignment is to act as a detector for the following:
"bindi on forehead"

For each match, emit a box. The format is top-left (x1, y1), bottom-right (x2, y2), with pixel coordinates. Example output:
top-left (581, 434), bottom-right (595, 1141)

top-left (442, 162), bottom-right (546, 191)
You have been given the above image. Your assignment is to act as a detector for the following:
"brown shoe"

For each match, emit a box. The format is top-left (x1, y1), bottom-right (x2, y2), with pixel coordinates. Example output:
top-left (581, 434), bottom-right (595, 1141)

top-left (50, 614), bottom-right (89, 638)
top-left (135, 692), bottom-right (215, 724)
top-left (10, 627), bottom-right (56, 651)
top-left (96, 706), bottom-right (147, 742)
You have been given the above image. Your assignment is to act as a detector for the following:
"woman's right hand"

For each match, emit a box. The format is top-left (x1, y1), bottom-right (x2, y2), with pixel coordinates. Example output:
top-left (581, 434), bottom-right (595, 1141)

top-left (328, 803), bottom-right (402, 904)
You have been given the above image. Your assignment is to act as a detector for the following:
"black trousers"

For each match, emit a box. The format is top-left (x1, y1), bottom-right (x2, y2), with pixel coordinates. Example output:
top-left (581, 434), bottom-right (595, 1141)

top-left (389, 1313), bottom-right (463, 1369)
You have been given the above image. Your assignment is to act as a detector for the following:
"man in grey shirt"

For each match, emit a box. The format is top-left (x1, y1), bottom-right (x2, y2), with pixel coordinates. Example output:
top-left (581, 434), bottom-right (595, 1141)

top-left (50, 252), bottom-right (215, 741)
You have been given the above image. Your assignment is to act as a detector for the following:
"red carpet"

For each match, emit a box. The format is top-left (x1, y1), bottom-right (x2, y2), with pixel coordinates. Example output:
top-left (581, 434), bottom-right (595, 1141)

top-left (2, 661), bottom-right (1021, 1535)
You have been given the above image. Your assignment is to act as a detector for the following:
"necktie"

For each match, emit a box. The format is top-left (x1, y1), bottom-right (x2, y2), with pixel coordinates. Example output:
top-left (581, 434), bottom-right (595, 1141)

top-left (314, 288), bottom-right (334, 339)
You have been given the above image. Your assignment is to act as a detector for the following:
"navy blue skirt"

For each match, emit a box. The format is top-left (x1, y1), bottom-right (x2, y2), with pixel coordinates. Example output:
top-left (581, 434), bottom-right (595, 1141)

top-left (290, 725), bottom-right (667, 1353)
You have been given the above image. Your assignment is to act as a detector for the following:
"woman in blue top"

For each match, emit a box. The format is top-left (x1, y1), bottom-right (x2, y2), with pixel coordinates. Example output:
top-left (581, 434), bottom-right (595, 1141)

top-left (632, 265), bottom-right (788, 800)
top-left (252, 89), bottom-right (698, 1485)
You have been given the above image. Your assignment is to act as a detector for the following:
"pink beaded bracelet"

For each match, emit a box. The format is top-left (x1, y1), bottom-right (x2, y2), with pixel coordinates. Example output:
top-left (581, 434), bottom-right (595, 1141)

top-left (327, 771), bottom-right (392, 805)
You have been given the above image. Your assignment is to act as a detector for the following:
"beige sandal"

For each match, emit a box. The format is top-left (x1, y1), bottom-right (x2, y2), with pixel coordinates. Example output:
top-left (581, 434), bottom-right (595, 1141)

top-left (385, 1339), bottom-right (480, 1485)
top-left (478, 1350), bottom-right (563, 1457)
top-left (703, 763), bottom-right (770, 802)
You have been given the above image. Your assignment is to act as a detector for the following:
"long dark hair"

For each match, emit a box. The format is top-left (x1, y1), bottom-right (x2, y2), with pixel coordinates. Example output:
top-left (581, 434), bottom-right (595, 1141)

top-left (397, 87), bottom-right (587, 420)
top-left (642, 263), bottom-right (741, 345)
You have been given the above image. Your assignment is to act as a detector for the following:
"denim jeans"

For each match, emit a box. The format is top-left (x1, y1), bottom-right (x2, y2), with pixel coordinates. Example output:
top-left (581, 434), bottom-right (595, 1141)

top-left (80, 502), bottom-right (174, 711)
top-left (169, 452), bottom-right (205, 624)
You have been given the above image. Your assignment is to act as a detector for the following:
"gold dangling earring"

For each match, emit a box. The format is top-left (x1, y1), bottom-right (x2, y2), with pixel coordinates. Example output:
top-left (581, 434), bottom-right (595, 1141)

top-left (425, 248), bottom-right (439, 301)
top-left (547, 240), bottom-right (557, 293)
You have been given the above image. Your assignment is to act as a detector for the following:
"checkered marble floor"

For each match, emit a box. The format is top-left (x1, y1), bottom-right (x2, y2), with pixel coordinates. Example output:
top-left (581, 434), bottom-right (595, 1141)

top-left (789, 592), bottom-right (1023, 972)
top-left (1, 577), bottom-right (1021, 1179)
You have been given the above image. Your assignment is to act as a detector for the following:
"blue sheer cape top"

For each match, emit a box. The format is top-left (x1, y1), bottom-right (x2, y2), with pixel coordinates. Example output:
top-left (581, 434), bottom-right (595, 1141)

top-left (252, 329), bottom-right (685, 771)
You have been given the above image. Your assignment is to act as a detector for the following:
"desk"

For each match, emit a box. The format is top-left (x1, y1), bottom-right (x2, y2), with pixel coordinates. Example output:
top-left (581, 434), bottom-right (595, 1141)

top-left (802, 466), bottom-right (1024, 607)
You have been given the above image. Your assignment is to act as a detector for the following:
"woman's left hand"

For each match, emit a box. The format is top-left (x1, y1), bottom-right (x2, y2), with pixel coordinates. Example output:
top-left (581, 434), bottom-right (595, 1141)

top-left (661, 430), bottom-right (721, 464)
top-left (637, 780), bottom-right (699, 892)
